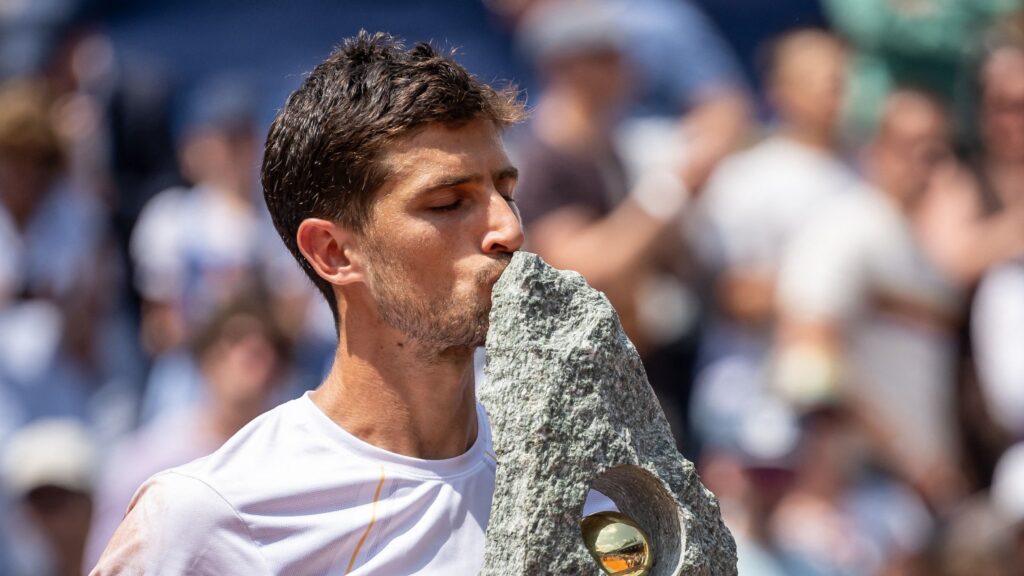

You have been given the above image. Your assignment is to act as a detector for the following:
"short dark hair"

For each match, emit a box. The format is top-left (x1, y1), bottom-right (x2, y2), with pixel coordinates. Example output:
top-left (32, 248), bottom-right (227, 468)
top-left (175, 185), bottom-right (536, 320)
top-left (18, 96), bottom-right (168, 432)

top-left (261, 31), bottom-right (526, 324)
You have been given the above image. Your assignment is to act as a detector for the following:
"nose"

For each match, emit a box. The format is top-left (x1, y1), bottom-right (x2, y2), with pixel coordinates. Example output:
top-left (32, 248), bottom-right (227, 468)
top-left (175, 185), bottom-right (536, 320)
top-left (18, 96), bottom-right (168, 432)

top-left (481, 192), bottom-right (524, 255)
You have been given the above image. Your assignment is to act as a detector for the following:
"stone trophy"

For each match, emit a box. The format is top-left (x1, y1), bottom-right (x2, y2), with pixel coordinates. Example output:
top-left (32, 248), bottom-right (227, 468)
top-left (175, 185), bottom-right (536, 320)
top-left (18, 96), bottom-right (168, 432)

top-left (479, 252), bottom-right (737, 575)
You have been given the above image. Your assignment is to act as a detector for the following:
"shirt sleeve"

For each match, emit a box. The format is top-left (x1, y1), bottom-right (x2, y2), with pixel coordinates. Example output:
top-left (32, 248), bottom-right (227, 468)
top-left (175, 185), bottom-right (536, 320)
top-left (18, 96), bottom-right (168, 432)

top-left (90, 471), bottom-right (270, 576)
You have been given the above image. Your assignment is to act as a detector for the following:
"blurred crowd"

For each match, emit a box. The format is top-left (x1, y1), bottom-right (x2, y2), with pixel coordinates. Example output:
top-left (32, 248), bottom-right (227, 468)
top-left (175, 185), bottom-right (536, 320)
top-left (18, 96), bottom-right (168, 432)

top-left (0, 0), bottom-right (1023, 575)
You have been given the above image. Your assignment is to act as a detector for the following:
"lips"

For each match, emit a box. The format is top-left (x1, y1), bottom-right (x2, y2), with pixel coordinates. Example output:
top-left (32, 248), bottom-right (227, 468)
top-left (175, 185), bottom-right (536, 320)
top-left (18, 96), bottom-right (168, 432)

top-left (479, 255), bottom-right (512, 288)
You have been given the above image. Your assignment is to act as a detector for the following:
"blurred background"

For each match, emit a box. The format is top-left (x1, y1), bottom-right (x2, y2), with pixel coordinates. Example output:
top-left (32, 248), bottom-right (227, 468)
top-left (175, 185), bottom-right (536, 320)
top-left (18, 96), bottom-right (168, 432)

top-left (0, 0), bottom-right (1023, 574)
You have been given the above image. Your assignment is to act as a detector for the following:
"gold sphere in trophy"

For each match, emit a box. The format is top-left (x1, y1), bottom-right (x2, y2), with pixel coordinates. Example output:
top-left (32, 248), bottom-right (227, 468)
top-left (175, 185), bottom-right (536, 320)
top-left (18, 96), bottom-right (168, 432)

top-left (581, 511), bottom-right (653, 576)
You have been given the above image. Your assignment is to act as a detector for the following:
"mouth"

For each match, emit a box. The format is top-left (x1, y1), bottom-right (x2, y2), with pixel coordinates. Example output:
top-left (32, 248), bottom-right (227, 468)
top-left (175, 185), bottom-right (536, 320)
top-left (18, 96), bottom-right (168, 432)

top-left (481, 254), bottom-right (513, 289)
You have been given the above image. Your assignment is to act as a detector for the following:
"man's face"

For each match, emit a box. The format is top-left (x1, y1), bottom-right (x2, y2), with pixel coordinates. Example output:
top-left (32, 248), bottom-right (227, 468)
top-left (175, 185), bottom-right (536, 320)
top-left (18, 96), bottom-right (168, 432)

top-left (981, 48), bottom-right (1024, 162)
top-left (772, 37), bottom-right (847, 135)
top-left (874, 95), bottom-right (952, 204)
top-left (358, 118), bottom-right (524, 351)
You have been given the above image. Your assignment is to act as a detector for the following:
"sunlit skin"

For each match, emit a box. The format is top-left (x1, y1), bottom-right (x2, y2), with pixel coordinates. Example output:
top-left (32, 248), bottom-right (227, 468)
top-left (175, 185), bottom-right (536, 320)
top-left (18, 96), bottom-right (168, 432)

top-left (768, 31), bottom-right (847, 151)
top-left (297, 118), bottom-right (524, 460)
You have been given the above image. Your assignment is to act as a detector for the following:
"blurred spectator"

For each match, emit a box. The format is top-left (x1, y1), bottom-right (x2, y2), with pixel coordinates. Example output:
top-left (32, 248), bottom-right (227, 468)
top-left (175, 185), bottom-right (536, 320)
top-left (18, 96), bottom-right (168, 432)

top-left (131, 76), bottom-right (276, 353)
top-left (85, 293), bottom-right (290, 569)
top-left (774, 91), bottom-right (965, 509)
top-left (511, 0), bottom-right (750, 447)
top-left (912, 40), bottom-right (1024, 490)
top-left (913, 43), bottom-right (1024, 287)
top-left (0, 79), bottom-right (105, 306)
top-left (695, 385), bottom-right (806, 575)
top-left (0, 78), bottom-right (117, 429)
top-left (130, 75), bottom-right (325, 420)
top-left (1, 419), bottom-right (96, 576)
top-left (972, 40), bottom-right (1024, 214)
top-left (769, 410), bottom-right (934, 576)
top-left (494, 0), bottom-right (751, 143)
top-left (691, 29), bottom-right (858, 418)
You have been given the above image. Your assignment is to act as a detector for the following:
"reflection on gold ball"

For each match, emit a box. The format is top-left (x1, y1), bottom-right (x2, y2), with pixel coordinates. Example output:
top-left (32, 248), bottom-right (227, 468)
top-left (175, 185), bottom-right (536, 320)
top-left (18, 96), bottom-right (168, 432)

top-left (581, 511), bottom-right (653, 576)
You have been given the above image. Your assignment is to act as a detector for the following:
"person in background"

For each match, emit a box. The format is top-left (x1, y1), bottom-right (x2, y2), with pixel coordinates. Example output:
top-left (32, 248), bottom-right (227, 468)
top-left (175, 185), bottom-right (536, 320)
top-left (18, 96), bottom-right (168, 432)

top-left (130, 76), bottom-right (327, 421)
top-left (84, 293), bottom-right (290, 569)
top-left (915, 41), bottom-right (1024, 287)
top-left (0, 419), bottom-right (97, 576)
top-left (774, 91), bottom-right (965, 510)
top-left (689, 28), bottom-right (858, 458)
top-left (972, 40), bottom-right (1024, 217)
top-left (907, 39), bottom-right (1024, 491)
top-left (770, 407), bottom-right (935, 576)
top-left (0, 79), bottom-right (114, 425)
top-left (131, 76), bottom-right (281, 354)
top-left (511, 0), bottom-right (748, 447)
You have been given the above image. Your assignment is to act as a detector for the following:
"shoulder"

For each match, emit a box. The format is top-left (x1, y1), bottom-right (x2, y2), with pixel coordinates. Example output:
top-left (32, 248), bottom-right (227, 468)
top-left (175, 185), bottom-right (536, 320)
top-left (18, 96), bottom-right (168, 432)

top-left (175, 397), bottom-right (304, 483)
top-left (91, 471), bottom-right (270, 575)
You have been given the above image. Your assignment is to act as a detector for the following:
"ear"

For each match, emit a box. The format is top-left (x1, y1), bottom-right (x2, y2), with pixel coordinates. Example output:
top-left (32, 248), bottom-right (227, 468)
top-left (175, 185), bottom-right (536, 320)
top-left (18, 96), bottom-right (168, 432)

top-left (296, 218), bottom-right (367, 287)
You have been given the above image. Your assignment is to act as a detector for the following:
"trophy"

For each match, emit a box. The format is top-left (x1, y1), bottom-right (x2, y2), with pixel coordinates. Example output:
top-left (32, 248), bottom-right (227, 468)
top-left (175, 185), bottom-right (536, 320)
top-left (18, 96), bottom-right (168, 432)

top-left (479, 252), bottom-right (737, 576)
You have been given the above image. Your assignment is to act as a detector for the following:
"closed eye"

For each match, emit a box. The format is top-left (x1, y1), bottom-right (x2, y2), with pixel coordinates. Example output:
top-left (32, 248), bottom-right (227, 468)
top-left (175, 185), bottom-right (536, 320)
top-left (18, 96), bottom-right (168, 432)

top-left (430, 199), bottom-right (464, 212)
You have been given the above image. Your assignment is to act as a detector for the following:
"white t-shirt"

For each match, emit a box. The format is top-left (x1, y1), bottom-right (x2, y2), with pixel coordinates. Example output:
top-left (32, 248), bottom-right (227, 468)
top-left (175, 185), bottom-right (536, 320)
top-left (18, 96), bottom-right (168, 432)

top-left (91, 392), bottom-right (613, 575)
top-left (696, 136), bottom-right (859, 274)
top-left (130, 184), bottom-right (308, 319)
top-left (777, 188), bottom-right (962, 466)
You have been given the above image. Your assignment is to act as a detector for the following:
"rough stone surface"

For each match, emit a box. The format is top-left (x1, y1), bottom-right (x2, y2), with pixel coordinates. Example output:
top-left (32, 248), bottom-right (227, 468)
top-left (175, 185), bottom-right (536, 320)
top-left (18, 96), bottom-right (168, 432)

top-left (479, 252), bottom-right (737, 576)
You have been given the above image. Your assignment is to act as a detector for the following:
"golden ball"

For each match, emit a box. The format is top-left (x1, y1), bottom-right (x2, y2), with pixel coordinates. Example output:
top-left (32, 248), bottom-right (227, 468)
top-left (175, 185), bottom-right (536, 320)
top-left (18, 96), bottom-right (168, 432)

top-left (581, 511), bottom-right (653, 576)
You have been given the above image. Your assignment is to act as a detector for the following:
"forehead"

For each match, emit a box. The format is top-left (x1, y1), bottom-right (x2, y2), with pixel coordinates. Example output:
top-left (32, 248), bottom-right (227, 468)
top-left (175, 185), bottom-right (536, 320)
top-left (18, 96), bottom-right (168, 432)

top-left (776, 34), bottom-right (845, 77)
top-left (983, 49), bottom-right (1024, 92)
top-left (379, 118), bottom-right (510, 185)
top-left (884, 99), bottom-right (948, 141)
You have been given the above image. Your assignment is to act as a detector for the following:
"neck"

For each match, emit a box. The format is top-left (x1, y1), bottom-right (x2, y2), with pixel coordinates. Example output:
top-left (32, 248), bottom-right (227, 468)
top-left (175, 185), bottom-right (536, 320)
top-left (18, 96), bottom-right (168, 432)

top-left (780, 124), bottom-right (835, 152)
top-left (984, 156), bottom-right (1024, 206)
top-left (311, 312), bottom-right (479, 460)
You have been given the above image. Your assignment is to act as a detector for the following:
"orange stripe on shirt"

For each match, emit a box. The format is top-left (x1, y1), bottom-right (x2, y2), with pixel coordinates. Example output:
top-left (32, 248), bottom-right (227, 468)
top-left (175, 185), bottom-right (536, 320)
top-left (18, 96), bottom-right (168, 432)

top-left (345, 466), bottom-right (386, 574)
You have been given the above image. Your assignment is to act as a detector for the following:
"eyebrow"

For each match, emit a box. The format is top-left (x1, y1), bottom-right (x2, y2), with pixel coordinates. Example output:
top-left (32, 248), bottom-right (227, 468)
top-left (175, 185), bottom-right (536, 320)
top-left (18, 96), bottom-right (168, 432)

top-left (420, 166), bottom-right (519, 194)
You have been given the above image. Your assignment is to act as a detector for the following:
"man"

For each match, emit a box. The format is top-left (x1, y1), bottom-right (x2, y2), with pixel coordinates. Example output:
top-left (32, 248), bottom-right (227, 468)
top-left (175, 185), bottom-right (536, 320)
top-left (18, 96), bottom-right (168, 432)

top-left (93, 32), bottom-right (611, 574)
top-left (511, 0), bottom-right (748, 448)
top-left (774, 91), bottom-right (964, 508)
top-left (697, 28), bottom-right (856, 332)
top-left (689, 29), bottom-right (858, 456)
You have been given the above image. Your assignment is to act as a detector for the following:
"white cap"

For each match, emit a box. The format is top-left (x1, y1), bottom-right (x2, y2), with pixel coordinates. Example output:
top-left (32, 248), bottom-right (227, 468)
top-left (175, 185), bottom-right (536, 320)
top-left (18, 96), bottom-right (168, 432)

top-left (991, 442), bottom-right (1024, 525)
top-left (1, 418), bottom-right (96, 497)
top-left (517, 0), bottom-right (626, 63)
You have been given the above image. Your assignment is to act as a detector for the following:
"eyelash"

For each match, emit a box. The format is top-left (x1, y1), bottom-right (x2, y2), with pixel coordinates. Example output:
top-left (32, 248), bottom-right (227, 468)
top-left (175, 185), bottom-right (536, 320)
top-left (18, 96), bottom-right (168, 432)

top-left (431, 199), bottom-right (463, 212)
top-left (430, 194), bottom-right (515, 212)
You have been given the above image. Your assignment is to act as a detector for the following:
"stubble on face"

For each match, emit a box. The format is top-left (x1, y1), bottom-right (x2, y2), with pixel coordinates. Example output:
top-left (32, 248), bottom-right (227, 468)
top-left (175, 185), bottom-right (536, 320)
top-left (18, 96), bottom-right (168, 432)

top-left (363, 234), bottom-right (511, 354)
